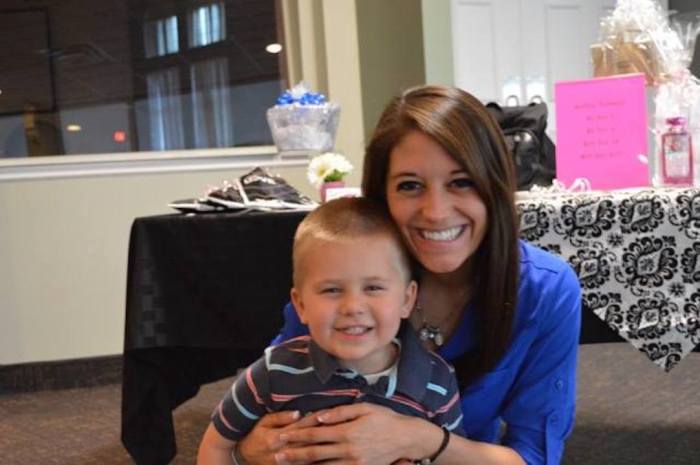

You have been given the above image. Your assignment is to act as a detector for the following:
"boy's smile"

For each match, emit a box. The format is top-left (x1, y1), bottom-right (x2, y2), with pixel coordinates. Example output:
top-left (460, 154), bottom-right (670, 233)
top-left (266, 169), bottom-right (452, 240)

top-left (291, 234), bottom-right (417, 375)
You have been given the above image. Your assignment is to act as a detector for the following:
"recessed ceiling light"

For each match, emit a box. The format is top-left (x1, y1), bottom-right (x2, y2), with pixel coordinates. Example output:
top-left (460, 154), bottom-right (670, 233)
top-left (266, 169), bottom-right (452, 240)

top-left (265, 43), bottom-right (282, 54)
top-left (66, 124), bottom-right (82, 132)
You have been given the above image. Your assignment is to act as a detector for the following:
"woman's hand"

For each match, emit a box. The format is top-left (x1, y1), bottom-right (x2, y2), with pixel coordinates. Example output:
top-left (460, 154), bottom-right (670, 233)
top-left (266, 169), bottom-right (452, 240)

top-left (237, 411), bottom-right (320, 465)
top-left (274, 403), bottom-right (422, 465)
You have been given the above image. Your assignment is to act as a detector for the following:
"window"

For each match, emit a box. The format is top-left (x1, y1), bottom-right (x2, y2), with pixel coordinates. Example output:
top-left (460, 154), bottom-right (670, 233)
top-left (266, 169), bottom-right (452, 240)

top-left (144, 15), bottom-right (180, 58)
top-left (0, 0), bottom-right (286, 158)
top-left (188, 2), bottom-right (225, 48)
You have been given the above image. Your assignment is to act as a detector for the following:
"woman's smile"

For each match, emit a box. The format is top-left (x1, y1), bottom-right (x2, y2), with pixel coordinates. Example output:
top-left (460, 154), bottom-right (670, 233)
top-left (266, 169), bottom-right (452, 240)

top-left (416, 225), bottom-right (466, 242)
top-left (386, 130), bottom-right (487, 275)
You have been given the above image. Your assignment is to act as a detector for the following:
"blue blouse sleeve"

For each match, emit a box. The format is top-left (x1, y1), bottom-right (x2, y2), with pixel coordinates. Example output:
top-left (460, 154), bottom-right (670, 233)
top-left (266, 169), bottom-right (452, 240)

top-left (269, 302), bottom-right (309, 346)
top-left (501, 263), bottom-right (581, 465)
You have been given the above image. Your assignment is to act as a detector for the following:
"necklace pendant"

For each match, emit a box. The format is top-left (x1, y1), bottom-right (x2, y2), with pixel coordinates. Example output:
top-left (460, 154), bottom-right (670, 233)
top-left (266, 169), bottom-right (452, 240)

top-left (414, 304), bottom-right (447, 346)
top-left (417, 323), bottom-right (445, 346)
top-left (418, 327), bottom-right (431, 341)
top-left (434, 332), bottom-right (444, 346)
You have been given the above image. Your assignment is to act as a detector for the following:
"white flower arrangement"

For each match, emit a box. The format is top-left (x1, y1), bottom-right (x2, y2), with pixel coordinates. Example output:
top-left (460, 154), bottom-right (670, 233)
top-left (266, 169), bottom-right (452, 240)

top-left (307, 152), bottom-right (353, 189)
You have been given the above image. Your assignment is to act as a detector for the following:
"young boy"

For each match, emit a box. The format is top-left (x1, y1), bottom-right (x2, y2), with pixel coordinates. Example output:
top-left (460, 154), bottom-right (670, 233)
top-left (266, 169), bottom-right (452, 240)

top-left (198, 197), bottom-right (463, 465)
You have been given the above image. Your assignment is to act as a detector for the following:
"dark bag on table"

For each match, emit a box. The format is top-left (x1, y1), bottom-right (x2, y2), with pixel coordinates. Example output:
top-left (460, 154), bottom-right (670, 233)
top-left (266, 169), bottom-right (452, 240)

top-left (486, 101), bottom-right (556, 190)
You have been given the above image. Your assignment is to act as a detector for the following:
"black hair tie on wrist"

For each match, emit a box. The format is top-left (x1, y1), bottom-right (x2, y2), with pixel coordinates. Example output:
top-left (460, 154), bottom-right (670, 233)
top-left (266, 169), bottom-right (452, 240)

top-left (414, 426), bottom-right (450, 465)
top-left (231, 442), bottom-right (247, 465)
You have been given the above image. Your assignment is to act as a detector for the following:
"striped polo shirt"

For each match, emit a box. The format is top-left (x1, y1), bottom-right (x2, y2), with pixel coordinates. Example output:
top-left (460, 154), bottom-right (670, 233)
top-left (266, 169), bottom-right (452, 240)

top-left (212, 321), bottom-right (465, 440)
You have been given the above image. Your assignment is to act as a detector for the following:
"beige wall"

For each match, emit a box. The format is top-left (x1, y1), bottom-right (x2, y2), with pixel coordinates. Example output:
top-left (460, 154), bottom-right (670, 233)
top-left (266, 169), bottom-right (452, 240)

top-left (322, 0), bottom-right (366, 187)
top-left (356, 0), bottom-right (426, 138)
top-left (422, 0), bottom-right (454, 86)
top-left (0, 166), bottom-right (310, 364)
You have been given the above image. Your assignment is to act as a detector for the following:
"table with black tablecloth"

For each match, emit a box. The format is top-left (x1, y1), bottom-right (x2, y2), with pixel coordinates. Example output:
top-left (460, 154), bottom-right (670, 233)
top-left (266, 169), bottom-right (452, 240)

top-left (122, 187), bottom-right (700, 465)
top-left (121, 211), bottom-right (304, 465)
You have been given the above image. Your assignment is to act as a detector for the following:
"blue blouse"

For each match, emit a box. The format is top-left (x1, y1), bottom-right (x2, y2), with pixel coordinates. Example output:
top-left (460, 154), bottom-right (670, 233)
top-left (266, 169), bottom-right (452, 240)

top-left (271, 240), bottom-right (582, 465)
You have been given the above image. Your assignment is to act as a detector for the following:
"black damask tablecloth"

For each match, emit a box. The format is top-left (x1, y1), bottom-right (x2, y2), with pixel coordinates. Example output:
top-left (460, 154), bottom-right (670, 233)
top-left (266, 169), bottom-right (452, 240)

top-left (516, 187), bottom-right (700, 371)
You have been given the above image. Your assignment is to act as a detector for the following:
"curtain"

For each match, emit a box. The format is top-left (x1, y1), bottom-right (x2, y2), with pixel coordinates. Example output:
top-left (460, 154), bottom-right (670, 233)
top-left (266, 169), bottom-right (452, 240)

top-left (190, 57), bottom-right (234, 148)
top-left (146, 68), bottom-right (185, 150)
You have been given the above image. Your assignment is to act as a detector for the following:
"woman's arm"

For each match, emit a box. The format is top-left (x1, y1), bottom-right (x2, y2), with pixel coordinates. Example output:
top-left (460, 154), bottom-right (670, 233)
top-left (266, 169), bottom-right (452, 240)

top-left (430, 423), bottom-right (526, 465)
top-left (269, 302), bottom-right (309, 346)
top-left (499, 264), bottom-right (581, 464)
top-left (274, 404), bottom-right (525, 465)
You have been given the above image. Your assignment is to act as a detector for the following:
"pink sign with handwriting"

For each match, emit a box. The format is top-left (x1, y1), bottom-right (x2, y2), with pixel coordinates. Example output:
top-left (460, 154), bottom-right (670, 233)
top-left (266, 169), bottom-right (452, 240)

top-left (554, 74), bottom-right (648, 190)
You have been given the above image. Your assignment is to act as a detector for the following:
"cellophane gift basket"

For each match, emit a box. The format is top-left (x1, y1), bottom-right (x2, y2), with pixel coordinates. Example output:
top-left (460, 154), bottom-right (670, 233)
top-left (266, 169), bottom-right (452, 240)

top-left (266, 82), bottom-right (340, 153)
top-left (592, 0), bottom-right (700, 185)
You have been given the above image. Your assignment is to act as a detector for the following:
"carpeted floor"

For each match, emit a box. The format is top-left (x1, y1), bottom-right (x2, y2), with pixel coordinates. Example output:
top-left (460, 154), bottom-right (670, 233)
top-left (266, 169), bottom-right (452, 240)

top-left (563, 344), bottom-right (700, 465)
top-left (1, 344), bottom-right (699, 465)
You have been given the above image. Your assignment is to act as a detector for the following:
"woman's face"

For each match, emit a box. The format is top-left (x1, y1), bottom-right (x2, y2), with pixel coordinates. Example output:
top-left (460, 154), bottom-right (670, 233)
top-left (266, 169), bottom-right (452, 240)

top-left (385, 130), bottom-right (488, 275)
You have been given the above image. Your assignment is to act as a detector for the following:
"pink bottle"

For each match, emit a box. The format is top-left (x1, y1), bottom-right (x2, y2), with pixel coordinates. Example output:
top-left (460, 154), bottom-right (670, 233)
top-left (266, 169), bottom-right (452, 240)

top-left (661, 116), bottom-right (693, 186)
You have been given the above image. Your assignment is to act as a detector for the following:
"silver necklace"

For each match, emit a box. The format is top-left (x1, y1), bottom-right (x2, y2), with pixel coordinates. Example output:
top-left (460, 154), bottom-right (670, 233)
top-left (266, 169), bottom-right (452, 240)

top-left (414, 303), bottom-right (446, 346)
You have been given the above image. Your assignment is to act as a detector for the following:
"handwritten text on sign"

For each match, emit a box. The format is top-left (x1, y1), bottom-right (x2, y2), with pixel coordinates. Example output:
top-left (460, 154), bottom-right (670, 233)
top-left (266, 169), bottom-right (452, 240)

top-left (555, 74), bottom-right (648, 190)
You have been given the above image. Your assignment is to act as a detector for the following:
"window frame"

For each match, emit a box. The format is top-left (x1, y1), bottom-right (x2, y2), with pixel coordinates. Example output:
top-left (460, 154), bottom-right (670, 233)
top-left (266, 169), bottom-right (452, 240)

top-left (0, 145), bottom-right (315, 181)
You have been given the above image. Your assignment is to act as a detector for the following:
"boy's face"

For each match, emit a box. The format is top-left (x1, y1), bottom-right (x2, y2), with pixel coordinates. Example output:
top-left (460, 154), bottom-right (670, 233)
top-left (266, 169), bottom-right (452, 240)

top-left (291, 234), bottom-right (417, 375)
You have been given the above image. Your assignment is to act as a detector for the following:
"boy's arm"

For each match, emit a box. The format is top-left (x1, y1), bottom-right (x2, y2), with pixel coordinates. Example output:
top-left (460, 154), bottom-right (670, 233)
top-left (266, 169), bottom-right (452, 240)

top-left (431, 357), bottom-right (466, 437)
top-left (201, 355), bottom-right (273, 464)
top-left (197, 423), bottom-right (236, 465)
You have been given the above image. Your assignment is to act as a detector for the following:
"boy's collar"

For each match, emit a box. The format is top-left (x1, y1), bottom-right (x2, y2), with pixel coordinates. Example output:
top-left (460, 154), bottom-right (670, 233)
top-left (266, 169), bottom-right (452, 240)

top-left (394, 320), bottom-right (435, 399)
top-left (307, 320), bottom-right (435, 400)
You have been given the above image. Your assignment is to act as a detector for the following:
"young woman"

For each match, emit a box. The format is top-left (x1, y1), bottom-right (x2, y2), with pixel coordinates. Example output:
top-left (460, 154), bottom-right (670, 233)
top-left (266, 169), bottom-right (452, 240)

top-left (234, 85), bottom-right (582, 465)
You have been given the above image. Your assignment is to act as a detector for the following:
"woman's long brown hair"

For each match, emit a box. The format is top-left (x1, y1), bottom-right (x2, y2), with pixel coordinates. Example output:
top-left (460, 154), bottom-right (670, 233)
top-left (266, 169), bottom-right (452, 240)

top-left (362, 85), bottom-right (520, 388)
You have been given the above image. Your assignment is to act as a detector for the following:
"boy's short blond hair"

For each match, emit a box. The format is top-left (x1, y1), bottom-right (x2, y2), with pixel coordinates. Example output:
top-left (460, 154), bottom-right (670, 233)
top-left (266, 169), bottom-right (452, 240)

top-left (292, 197), bottom-right (413, 287)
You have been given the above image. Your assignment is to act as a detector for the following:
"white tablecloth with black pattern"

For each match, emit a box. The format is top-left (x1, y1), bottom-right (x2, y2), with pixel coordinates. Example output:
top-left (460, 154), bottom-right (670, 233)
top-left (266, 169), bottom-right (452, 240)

top-left (516, 187), bottom-right (700, 371)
